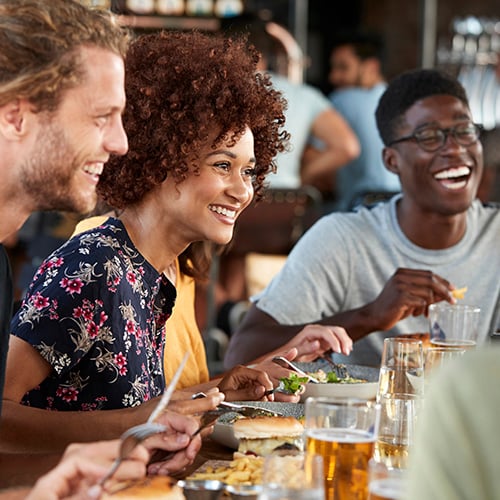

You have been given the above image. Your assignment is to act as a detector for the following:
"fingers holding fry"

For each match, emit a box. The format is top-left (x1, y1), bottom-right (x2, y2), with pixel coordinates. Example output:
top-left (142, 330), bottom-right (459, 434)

top-left (451, 286), bottom-right (467, 300)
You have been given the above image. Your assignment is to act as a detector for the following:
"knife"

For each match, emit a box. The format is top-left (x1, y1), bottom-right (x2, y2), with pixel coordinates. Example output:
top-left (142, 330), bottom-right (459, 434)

top-left (148, 352), bottom-right (189, 423)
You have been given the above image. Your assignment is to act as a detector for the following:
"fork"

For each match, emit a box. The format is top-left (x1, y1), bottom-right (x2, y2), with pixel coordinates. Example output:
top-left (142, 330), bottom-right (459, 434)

top-left (317, 351), bottom-right (350, 379)
top-left (98, 422), bottom-right (167, 485)
top-left (99, 353), bottom-right (189, 487)
top-left (271, 356), bottom-right (320, 383)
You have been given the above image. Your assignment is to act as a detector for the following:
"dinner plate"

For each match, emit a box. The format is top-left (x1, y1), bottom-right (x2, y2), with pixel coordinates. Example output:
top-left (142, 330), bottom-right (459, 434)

top-left (211, 401), bottom-right (304, 450)
top-left (293, 361), bottom-right (380, 401)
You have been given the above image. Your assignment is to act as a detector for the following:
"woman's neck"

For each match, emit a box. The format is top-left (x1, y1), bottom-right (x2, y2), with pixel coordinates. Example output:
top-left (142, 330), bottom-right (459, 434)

top-left (119, 205), bottom-right (183, 279)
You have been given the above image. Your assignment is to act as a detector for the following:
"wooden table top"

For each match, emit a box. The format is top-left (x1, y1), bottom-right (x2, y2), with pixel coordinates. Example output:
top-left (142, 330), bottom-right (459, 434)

top-left (175, 436), bottom-right (235, 480)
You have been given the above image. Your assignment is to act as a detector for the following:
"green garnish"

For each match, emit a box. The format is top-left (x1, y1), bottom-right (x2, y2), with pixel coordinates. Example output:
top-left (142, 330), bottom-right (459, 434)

top-left (279, 373), bottom-right (309, 394)
top-left (326, 371), bottom-right (340, 383)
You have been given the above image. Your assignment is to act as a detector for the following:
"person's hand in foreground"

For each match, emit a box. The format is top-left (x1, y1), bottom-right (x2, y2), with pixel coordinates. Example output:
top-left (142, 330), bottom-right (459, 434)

top-left (26, 440), bottom-right (149, 500)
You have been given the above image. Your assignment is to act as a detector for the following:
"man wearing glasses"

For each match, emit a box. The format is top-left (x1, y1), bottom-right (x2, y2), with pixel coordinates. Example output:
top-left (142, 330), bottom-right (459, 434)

top-left (225, 68), bottom-right (500, 368)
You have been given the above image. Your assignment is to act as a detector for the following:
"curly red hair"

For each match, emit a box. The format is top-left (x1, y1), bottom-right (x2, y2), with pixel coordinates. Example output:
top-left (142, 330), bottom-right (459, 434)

top-left (98, 30), bottom-right (289, 208)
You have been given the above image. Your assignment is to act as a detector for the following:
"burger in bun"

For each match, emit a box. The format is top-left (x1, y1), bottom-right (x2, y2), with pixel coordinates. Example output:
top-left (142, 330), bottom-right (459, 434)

top-left (102, 476), bottom-right (185, 499)
top-left (233, 416), bottom-right (304, 457)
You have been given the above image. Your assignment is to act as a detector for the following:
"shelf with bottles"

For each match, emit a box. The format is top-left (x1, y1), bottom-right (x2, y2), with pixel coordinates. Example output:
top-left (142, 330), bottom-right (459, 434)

top-left (111, 0), bottom-right (244, 17)
top-left (117, 13), bottom-right (220, 31)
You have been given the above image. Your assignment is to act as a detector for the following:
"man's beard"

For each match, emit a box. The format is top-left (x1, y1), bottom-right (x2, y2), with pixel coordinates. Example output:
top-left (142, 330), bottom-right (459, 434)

top-left (20, 121), bottom-right (97, 215)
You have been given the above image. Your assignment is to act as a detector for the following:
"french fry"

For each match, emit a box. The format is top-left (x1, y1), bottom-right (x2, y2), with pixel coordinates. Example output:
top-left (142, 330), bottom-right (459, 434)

top-left (188, 456), bottom-right (264, 485)
top-left (451, 286), bottom-right (467, 300)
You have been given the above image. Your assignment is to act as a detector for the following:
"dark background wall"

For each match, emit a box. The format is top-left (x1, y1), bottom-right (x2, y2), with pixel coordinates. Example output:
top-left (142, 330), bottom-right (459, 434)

top-left (246, 0), bottom-right (500, 93)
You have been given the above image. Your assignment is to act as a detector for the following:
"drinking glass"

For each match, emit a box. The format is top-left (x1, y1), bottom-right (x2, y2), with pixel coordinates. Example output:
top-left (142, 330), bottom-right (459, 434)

top-left (395, 333), bottom-right (431, 352)
top-left (377, 338), bottom-right (424, 401)
top-left (304, 397), bottom-right (380, 500)
top-left (367, 460), bottom-right (408, 500)
top-left (429, 303), bottom-right (480, 349)
top-left (372, 393), bottom-right (421, 470)
top-left (424, 346), bottom-right (466, 380)
top-left (257, 453), bottom-right (324, 500)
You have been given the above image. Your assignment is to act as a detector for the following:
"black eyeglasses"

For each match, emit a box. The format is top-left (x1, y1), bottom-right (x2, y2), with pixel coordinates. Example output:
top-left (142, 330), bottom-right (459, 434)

top-left (388, 122), bottom-right (483, 152)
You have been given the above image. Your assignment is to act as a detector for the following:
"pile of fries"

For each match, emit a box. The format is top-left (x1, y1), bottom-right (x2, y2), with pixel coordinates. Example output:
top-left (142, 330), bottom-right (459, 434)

top-left (187, 456), bottom-right (264, 485)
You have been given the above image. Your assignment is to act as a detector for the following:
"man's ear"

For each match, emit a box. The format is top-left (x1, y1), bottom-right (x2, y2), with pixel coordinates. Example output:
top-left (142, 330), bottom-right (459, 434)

top-left (0, 99), bottom-right (30, 140)
top-left (382, 146), bottom-right (400, 175)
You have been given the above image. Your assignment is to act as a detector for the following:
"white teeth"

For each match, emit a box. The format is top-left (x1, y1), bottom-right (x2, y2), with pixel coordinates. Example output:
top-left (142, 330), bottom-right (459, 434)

top-left (84, 164), bottom-right (103, 176)
top-left (209, 205), bottom-right (236, 218)
top-left (434, 166), bottom-right (471, 180)
top-left (442, 180), bottom-right (467, 190)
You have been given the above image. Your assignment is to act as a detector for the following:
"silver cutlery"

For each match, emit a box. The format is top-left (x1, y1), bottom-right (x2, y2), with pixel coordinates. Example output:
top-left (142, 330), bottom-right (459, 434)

top-left (99, 353), bottom-right (189, 486)
top-left (271, 356), bottom-right (320, 383)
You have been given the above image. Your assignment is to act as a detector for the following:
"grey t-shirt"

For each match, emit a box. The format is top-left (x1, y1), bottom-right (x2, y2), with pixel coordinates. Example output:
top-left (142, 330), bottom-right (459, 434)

top-left (255, 195), bottom-right (500, 365)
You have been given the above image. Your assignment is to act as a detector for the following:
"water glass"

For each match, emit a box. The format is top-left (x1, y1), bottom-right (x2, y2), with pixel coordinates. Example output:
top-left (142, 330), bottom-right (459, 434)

top-left (304, 397), bottom-right (380, 500)
top-left (372, 393), bottom-right (421, 469)
top-left (377, 338), bottom-right (424, 401)
top-left (257, 453), bottom-right (324, 500)
top-left (429, 303), bottom-right (480, 349)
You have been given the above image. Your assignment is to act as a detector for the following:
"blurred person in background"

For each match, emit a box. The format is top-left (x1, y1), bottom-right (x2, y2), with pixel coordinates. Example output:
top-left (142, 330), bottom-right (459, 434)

top-left (212, 15), bottom-right (359, 325)
top-left (327, 31), bottom-right (400, 212)
top-left (242, 17), bottom-right (360, 191)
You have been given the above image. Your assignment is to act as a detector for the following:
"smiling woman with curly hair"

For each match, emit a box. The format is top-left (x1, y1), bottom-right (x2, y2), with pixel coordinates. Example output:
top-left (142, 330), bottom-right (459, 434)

top-left (6, 30), bottom-right (291, 467)
top-left (99, 30), bottom-right (288, 207)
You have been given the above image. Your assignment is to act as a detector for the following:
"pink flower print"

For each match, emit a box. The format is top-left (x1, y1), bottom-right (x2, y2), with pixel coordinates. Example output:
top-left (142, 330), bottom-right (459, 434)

top-left (126, 320), bottom-right (136, 335)
top-left (82, 308), bottom-right (93, 322)
top-left (60, 277), bottom-right (83, 296)
top-left (126, 271), bottom-right (137, 286)
top-left (56, 386), bottom-right (78, 403)
top-left (114, 352), bottom-right (128, 376)
top-left (32, 292), bottom-right (49, 310)
top-left (99, 311), bottom-right (108, 326)
top-left (73, 306), bottom-right (83, 318)
top-left (87, 321), bottom-right (99, 339)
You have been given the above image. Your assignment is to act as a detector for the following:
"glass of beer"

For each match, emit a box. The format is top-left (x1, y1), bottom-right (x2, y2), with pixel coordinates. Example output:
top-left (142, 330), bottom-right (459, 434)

top-left (304, 397), bottom-right (380, 500)
top-left (429, 303), bottom-right (480, 349)
top-left (377, 338), bottom-right (424, 401)
top-left (368, 459), bottom-right (407, 500)
top-left (372, 393), bottom-right (421, 470)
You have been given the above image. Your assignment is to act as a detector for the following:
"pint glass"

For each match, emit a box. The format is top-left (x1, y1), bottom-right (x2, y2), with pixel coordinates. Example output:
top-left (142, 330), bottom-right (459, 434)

top-left (305, 397), bottom-right (380, 500)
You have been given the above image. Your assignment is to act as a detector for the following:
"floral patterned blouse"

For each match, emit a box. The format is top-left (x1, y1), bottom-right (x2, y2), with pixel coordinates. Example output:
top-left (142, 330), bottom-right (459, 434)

top-left (11, 218), bottom-right (176, 411)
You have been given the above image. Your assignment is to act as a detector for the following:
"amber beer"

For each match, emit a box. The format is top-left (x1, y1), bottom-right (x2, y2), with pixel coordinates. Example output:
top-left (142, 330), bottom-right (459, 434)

top-left (430, 338), bottom-right (476, 350)
top-left (372, 437), bottom-right (410, 469)
top-left (306, 428), bottom-right (375, 500)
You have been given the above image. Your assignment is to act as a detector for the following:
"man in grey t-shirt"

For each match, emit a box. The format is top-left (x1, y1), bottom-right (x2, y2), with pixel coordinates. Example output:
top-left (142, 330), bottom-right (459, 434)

top-left (225, 68), bottom-right (500, 368)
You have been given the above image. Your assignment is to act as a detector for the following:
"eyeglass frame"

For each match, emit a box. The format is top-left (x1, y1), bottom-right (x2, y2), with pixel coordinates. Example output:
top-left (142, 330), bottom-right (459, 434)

top-left (387, 122), bottom-right (484, 152)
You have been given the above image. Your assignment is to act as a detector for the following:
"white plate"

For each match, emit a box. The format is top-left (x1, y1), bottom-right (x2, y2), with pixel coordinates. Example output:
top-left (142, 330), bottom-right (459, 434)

top-left (293, 361), bottom-right (380, 402)
top-left (210, 401), bottom-right (304, 450)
